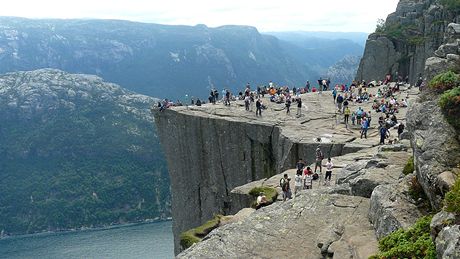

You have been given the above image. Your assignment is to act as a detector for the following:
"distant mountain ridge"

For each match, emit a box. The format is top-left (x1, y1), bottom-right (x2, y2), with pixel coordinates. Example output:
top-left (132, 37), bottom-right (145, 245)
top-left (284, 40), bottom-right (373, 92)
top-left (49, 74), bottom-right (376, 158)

top-left (0, 69), bottom-right (170, 235)
top-left (0, 17), bottom-right (366, 99)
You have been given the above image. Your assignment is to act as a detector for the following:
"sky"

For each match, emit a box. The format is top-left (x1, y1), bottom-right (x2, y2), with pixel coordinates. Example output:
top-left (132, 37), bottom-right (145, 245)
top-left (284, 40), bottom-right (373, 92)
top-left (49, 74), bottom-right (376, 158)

top-left (0, 0), bottom-right (400, 32)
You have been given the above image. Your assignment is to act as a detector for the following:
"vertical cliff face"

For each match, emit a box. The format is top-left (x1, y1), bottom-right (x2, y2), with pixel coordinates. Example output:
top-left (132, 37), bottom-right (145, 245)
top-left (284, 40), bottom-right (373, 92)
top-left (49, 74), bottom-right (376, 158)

top-left (356, 0), bottom-right (460, 84)
top-left (153, 97), bottom-right (371, 254)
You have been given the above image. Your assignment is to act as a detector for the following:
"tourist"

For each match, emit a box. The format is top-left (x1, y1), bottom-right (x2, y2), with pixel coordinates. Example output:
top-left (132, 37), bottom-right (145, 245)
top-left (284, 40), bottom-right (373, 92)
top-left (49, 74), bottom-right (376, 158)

top-left (244, 95), bottom-right (250, 111)
top-left (286, 98), bottom-right (291, 114)
top-left (256, 99), bottom-right (262, 116)
top-left (280, 174), bottom-right (292, 201)
top-left (380, 126), bottom-right (389, 145)
top-left (398, 123), bottom-right (405, 139)
top-left (336, 94), bottom-right (344, 113)
top-left (344, 106), bottom-right (351, 125)
top-left (294, 171), bottom-right (303, 196)
top-left (351, 112), bottom-right (356, 125)
top-left (296, 98), bottom-right (302, 116)
top-left (256, 192), bottom-right (268, 209)
top-left (360, 117), bottom-right (368, 139)
top-left (296, 158), bottom-right (306, 174)
top-left (324, 158), bottom-right (333, 186)
top-left (196, 98), bottom-right (202, 106)
top-left (314, 147), bottom-right (324, 174)
top-left (225, 90), bottom-right (231, 106)
top-left (332, 88), bottom-right (337, 103)
top-left (303, 167), bottom-right (313, 189)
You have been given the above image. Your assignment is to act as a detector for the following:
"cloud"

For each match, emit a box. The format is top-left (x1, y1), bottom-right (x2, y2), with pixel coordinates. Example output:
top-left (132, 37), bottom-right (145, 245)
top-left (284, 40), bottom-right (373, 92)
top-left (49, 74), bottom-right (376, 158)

top-left (0, 0), bottom-right (399, 32)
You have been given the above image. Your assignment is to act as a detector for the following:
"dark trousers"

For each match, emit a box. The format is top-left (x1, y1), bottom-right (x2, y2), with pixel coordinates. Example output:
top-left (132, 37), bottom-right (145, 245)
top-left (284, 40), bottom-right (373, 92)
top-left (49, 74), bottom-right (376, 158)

top-left (256, 107), bottom-right (262, 116)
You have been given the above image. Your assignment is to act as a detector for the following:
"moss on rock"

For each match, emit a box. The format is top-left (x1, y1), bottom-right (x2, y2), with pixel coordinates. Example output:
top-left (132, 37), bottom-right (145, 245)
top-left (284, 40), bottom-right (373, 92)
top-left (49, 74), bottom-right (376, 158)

top-left (180, 214), bottom-right (223, 250)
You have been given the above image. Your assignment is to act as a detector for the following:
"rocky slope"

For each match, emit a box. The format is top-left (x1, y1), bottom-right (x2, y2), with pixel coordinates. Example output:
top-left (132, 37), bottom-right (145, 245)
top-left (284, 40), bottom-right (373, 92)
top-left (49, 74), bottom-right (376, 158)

top-left (356, 0), bottom-right (460, 84)
top-left (0, 69), bottom-right (170, 235)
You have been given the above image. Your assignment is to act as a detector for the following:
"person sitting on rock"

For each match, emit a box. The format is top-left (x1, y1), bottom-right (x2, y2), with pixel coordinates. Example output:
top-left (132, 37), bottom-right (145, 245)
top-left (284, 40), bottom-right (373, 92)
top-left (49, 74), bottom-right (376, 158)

top-left (195, 98), bottom-right (202, 106)
top-left (256, 192), bottom-right (268, 209)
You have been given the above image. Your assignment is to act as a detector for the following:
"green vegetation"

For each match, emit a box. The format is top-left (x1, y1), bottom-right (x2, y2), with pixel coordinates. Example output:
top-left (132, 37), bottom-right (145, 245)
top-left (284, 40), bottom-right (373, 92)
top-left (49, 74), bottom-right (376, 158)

top-left (439, 87), bottom-right (460, 129)
top-left (403, 157), bottom-right (415, 175)
top-left (180, 215), bottom-right (223, 249)
top-left (0, 76), bottom-right (170, 235)
top-left (444, 176), bottom-right (460, 214)
top-left (370, 216), bottom-right (436, 259)
top-left (375, 21), bottom-right (425, 46)
top-left (429, 71), bottom-right (460, 92)
top-left (248, 186), bottom-right (278, 208)
top-left (440, 0), bottom-right (460, 10)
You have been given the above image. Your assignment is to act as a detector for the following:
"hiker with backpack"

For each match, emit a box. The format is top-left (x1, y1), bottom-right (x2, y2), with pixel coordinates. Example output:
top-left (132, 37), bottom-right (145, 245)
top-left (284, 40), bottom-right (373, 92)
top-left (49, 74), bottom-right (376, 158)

top-left (280, 174), bottom-right (292, 201)
top-left (314, 147), bottom-right (324, 174)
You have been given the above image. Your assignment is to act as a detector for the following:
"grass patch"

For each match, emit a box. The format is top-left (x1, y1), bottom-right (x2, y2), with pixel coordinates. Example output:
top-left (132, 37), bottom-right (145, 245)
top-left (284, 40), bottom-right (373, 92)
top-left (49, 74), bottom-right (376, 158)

top-left (403, 157), bottom-right (415, 175)
top-left (444, 176), bottom-right (460, 214)
top-left (439, 87), bottom-right (460, 129)
top-left (249, 186), bottom-right (278, 208)
top-left (180, 214), bottom-right (223, 250)
top-left (429, 71), bottom-right (460, 92)
top-left (370, 216), bottom-right (436, 259)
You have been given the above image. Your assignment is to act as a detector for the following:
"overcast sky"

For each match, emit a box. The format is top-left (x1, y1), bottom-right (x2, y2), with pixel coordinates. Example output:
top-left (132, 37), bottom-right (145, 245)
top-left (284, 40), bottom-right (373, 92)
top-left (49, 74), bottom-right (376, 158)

top-left (0, 0), bottom-right (399, 32)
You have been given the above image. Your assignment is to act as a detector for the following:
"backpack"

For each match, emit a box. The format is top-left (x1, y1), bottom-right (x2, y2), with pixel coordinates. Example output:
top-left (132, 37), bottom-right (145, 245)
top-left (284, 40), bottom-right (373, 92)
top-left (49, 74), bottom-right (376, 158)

top-left (280, 178), bottom-right (289, 191)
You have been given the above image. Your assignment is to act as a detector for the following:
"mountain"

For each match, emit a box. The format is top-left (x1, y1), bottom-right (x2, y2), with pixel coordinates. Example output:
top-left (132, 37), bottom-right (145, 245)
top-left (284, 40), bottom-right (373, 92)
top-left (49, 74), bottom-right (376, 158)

top-left (265, 31), bottom-right (366, 81)
top-left (356, 0), bottom-right (460, 84)
top-left (326, 55), bottom-right (362, 85)
top-left (0, 69), bottom-right (170, 235)
top-left (265, 31), bottom-right (369, 46)
top-left (0, 17), bottom-right (320, 100)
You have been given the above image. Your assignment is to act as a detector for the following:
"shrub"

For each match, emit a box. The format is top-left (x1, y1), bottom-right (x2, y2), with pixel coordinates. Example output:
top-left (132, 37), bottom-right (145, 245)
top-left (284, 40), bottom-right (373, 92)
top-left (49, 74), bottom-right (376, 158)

top-left (249, 186), bottom-right (278, 208)
top-left (440, 0), bottom-right (460, 10)
top-left (370, 216), bottom-right (436, 259)
top-left (403, 157), bottom-right (415, 175)
top-left (180, 214), bottom-right (223, 250)
top-left (439, 87), bottom-right (460, 129)
top-left (429, 71), bottom-right (460, 92)
top-left (444, 177), bottom-right (460, 214)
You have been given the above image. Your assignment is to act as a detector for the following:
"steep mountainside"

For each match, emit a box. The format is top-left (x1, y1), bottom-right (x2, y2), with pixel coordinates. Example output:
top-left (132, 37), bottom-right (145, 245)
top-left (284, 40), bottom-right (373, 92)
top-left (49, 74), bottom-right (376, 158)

top-left (0, 69), bottom-right (170, 235)
top-left (357, 0), bottom-right (460, 84)
top-left (0, 17), bottom-right (321, 99)
top-left (326, 55), bottom-right (362, 85)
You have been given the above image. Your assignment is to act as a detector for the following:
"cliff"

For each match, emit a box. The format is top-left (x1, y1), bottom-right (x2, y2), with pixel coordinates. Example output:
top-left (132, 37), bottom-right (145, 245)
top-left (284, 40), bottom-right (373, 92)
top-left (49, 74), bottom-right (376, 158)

top-left (356, 0), bottom-right (460, 84)
top-left (153, 87), bottom-right (413, 254)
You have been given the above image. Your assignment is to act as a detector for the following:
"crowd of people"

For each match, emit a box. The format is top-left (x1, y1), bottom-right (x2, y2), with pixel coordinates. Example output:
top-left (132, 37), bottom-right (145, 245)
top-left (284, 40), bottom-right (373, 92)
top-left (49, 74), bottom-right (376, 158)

top-left (156, 74), bottom-right (414, 204)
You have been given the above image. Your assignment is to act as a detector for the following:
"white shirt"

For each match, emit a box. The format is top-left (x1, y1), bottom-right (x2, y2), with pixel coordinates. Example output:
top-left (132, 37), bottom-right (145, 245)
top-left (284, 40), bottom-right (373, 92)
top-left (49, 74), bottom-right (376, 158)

top-left (326, 161), bottom-right (333, 171)
top-left (295, 174), bottom-right (302, 187)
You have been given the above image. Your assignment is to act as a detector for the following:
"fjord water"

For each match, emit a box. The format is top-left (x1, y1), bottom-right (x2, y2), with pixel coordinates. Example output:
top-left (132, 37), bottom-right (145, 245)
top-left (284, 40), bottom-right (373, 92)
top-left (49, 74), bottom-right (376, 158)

top-left (0, 221), bottom-right (173, 259)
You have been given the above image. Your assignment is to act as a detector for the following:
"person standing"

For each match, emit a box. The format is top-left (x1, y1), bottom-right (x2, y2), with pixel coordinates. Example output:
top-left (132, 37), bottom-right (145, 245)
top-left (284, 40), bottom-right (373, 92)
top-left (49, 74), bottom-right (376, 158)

top-left (344, 106), bottom-right (351, 125)
top-left (225, 90), bottom-right (231, 106)
top-left (324, 158), bottom-right (333, 186)
top-left (336, 94), bottom-right (344, 113)
top-left (314, 147), bottom-right (324, 174)
top-left (360, 117), bottom-right (369, 139)
top-left (296, 98), bottom-right (302, 116)
top-left (294, 171), bottom-right (303, 196)
top-left (398, 123), bottom-right (405, 139)
top-left (256, 99), bottom-right (262, 116)
top-left (286, 99), bottom-right (291, 114)
top-left (380, 126), bottom-right (389, 145)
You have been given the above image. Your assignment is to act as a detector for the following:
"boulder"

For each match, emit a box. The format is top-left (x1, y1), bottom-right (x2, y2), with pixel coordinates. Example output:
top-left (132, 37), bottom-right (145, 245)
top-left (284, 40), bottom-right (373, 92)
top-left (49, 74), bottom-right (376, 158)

top-left (407, 98), bottom-right (460, 210)
top-left (369, 175), bottom-right (424, 239)
top-left (436, 225), bottom-right (460, 259)
top-left (430, 211), bottom-right (457, 240)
